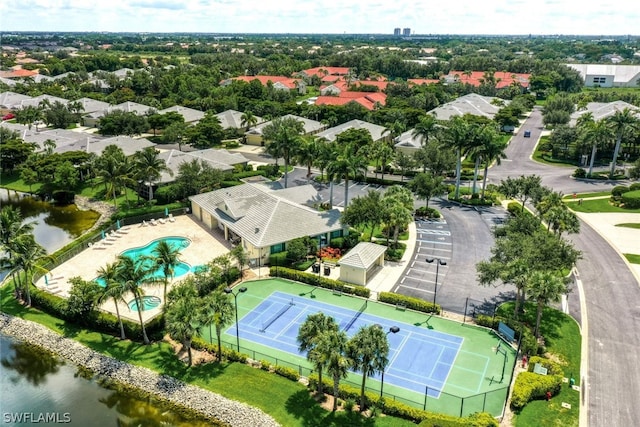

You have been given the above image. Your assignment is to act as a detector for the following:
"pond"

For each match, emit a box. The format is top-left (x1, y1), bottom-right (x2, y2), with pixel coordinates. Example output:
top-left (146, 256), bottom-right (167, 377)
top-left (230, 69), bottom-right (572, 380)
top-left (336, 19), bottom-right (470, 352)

top-left (0, 189), bottom-right (100, 254)
top-left (0, 334), bottom-right (218, 427)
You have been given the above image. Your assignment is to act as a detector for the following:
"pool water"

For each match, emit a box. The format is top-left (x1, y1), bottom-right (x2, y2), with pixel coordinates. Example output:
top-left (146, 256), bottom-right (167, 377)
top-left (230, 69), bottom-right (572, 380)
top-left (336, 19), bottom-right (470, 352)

top-left (95, 237), bottom-right (192, 286)
top-left (128, 295), bottom-right (161, 311)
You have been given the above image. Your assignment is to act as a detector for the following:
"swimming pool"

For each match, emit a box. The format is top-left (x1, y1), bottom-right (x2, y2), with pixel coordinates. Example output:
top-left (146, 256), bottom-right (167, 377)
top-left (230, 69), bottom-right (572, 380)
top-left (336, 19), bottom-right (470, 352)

top-left (128, 295), bottom-right (161, 311)
top-left (95, 237), bottom-right (192, 286)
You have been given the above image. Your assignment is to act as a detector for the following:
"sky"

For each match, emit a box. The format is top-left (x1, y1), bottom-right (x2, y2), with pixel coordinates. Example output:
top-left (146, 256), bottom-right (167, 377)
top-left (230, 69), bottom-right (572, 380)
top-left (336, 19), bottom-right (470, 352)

top-left (1, 0), bottom-right (638, 36)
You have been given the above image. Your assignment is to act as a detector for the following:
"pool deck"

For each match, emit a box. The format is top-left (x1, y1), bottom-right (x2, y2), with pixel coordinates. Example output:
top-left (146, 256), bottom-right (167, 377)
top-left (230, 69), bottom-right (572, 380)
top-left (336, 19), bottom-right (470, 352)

top-left (36, 215), bottom-right (232, 323)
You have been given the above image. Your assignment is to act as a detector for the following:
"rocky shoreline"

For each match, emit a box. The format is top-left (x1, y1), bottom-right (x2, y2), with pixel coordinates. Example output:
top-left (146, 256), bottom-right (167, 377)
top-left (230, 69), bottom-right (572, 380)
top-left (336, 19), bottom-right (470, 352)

top-left (0, 314), bottom-right (280, 427)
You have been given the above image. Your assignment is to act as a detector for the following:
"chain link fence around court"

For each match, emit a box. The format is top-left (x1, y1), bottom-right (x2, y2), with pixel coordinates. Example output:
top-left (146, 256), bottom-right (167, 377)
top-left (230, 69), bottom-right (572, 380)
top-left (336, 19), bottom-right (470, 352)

top-left (220, 336), bottom-right (509, 418)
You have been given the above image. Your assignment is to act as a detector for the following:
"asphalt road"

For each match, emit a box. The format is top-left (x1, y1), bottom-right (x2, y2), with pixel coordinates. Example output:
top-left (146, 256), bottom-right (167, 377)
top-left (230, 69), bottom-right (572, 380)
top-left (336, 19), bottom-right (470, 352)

top-left (253, 117), bottom-right (640, 425)
top-left (493, 107), bottom-right (640, 426)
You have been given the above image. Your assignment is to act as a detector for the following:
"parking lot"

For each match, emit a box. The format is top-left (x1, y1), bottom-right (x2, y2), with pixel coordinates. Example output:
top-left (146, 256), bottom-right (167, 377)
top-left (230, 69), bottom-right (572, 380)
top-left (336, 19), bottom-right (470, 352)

top-left (391, 218), bottom-right (452, 303)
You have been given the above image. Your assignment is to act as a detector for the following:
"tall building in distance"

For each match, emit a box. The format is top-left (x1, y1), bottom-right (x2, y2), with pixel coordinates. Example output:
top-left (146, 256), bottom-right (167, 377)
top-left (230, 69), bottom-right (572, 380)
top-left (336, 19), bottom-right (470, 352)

top-left (394, 28), bottom-right (401, 36)
top-left (403, 28), bottom-right (411, 37)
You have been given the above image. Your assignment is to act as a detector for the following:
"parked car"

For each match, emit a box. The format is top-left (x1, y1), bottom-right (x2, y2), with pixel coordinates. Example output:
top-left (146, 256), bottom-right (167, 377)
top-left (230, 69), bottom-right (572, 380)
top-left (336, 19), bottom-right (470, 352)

top-left (523, 130), bottom-right (531, 137)
top-left (2, 113), bottom-right (15, 121)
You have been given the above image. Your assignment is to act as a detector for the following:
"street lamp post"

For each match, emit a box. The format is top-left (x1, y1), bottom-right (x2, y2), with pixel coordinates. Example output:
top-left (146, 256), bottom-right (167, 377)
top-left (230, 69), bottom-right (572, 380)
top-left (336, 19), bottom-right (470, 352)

top-left (380, 325), bottom-right (400, 397)
top-left (224, 286), bottom-right (247, 351)
top-left (426, 258), bottom-right (446, 307)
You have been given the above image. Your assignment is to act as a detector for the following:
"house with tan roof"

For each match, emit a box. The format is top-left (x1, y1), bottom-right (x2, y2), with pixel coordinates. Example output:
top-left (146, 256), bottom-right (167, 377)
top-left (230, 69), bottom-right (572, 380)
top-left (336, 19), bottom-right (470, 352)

top-left (189, 183), bottom-right (346, 266)
top-left (157, 148), bottom-right (249, 184)
top-left (339, 242), bottom-right (387, 286)
top-left (0, 91), bottom-right (32, 109)
top-left (57, 135), bottom-right (156, 157)
top-left (215, 109), bottom-right (265, 130)
top-left (316, 119), bottom-right (388, 143)
top-left (428, 93), bottom-right (507, 120)
top-left (569, 101), bottom-right (640, 126)
top-left (245, 114), bottom-right (326, 146)
top-left (159, 105), bottom-right (205, 124)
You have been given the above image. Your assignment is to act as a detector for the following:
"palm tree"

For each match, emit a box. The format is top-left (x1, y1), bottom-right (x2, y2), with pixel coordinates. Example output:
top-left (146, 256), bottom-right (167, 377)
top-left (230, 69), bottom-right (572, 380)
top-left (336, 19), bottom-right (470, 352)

top-left (152, 240), bottom-right (182, 303)
top-left (581, 119), bottom-right (614, 177)
top-left (0, 206), bottom-right (35, 296)
top-left (441, 116), bottom-right (471, 199)
top-left (347, 325), bottom-right (390, 411)
top-left (116, 255), bottom-right (154, 344)
top-left (297, 313), bottom-right (340, 395)
top-left (13, 105), bottom-right (43, 130)
top-left (294, 135), bottom-right (320, 182)
top-left (526, 271), bottom-right (568, 338)
top-left (478, 130), bottom-right (508, 199)
top-left (240, 111), bottom-right (258, 132)
top-left (10, 235), bottom-right (49, 307)
top-left (411, 114), bottom-right (437, 146)
top-left (95, 149), bottom-right (127, 208)
top-left (164, 282), bottom-right (202, 366)
top-left (263, 117), bottom-right (305, 188)
top-left (607, 107), bottom-right (640, 178)
top-left (96, 262), bottom-right (128, 339)
top-left (201, 290), bottom-right (235, 362)
top-left (133, 147), bottom-right (171, 201)
top-left (322, 330), bottom-right (350, 411)
top-left (326, 144), bottom-right (367, 208)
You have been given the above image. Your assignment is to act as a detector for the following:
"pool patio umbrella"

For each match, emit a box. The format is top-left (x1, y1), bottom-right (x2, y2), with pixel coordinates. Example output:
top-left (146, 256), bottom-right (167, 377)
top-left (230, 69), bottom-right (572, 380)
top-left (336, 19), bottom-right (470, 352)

top-left (44, 275), bottom-right (48, 285)
top-left (117, 219), bottom-right (121, 229)
top-left (101, 230), bottom-right (105, 239)
top-left (165, 207), bottom-right (169, 217)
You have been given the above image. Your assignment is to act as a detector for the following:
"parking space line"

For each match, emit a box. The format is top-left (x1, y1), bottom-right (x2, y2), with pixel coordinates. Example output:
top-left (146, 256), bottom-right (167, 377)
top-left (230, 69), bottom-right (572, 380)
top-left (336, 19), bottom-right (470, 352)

top-left (416, 247), bottom-right (452, 253)
top-left (416, 239), bottom-right (452, 245)
top-left (396, 283), bottom-right (435, 293)
top-left (413, 254), bottom-right (451, 261)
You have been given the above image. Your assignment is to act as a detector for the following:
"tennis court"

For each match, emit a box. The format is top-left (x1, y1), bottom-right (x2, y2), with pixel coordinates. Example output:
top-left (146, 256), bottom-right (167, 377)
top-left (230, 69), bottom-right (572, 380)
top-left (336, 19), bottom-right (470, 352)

top-left (208, 279), bottom-right (516, 417)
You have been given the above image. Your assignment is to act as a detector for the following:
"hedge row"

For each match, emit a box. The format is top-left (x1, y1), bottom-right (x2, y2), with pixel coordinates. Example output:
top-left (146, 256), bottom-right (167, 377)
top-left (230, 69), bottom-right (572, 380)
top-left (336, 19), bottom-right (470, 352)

top-left (510, 371), bottom-right (563, 409)
top-left (308, 375), bottom-right (497, 426)
top-left (191, 337), bottom-right (248, 364)
top-left (474, 315), bottom-right (538, 357)
top-left (378, 291), bottom-right (440, 315)
top-left (190, 337), bottom-right (300, 382)
top-left (270, 267), bottom-right (371, 298)
top-left (30, 288), bottom-right (165, 342)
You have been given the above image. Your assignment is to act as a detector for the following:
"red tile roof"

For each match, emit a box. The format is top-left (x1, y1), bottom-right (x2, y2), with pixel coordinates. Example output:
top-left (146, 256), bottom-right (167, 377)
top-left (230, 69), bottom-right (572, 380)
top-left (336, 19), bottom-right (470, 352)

top-left (446, 71), bottom-right (530, 88)
top-left (0, 69), bottom-right (39, 78)
top-left (315, 92), bottom-right (386, 110)
top-left (303, 67), bottom-right (351, 78)
top-left (408, 78), bottom-right (441, 86)
top-left (228, 75), bottom-right (302, 90)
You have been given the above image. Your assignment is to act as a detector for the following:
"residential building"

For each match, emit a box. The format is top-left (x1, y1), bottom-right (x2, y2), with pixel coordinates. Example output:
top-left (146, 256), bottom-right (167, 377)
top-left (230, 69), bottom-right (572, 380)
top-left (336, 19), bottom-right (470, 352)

top-left (315, 92), bottom-right (386, 111)
top-left (157, 148), bottom-right (249, 184)
top-left (245, 114), bottom-right (326, 146)
top-left (394, 28), bottom-right (401, 36)
top-left (443, 71), bottom-right (531, 89)
top-left (565, 64), bottom-right (640, 88)
top-left (394, 128), bottom-right (425, 156)
top-left (189, 183), bottom-right (346, 266)
top-left (0, 91), bottom-right (32, 109)
top-left (220, 75), bottom-right (306, 94)
top-left (427, 93), bottom-right (508, 120)
top-left (316, 119), bottom-right (388, 143)
top-left (57, 135), bottom-right (156, 156)
top-left (215, 109), bottom-right (264, 130)
top-left (569, 101), bottom-right (640, 126)
top-left (158, 105), bottom-right (205, 124)
top-left (403, 28), bottom-right (411, 37)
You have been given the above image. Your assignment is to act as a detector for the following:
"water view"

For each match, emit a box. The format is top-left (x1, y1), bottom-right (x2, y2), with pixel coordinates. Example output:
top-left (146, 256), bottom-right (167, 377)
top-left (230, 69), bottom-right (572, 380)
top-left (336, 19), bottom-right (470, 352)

top-left (0, 334), bottom-right (217, 427)
top-left (0, 189), bottom-right (100, 254)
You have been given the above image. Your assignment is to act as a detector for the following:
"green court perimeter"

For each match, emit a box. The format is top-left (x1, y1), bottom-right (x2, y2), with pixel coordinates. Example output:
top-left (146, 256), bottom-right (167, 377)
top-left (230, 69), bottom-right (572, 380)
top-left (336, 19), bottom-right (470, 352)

top-left (201, 278), bottom-right (516, 417)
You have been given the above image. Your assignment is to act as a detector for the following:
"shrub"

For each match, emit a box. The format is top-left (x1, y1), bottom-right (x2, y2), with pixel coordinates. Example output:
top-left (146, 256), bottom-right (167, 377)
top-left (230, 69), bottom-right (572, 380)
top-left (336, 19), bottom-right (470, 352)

top-left (270, 267), bottom-right (370, 298)
top-left (621, 190), bottom-right (640, 208)
top-left (307, 374), bottom-right (496, 425)
top-left (328, 237), bottom-right (344, 249)
top-left (611, 185), bottom-right (630, 198)
top-left (260, 360), bottom-right (271, 371)
top-left (630, 183), bottom-right (640, 191)
top-left (510, 371), bottom-right (563, 409)
top-left (415, 206), bottom-right (441, 218)
top-left (573, 168), bottom-right (586, 178)
top-left (273, 365), bottom-right (300, 382)
top-left (378, 291), bottom-right (440, 314)
top-left (527, 356), bottom-right (564, 376)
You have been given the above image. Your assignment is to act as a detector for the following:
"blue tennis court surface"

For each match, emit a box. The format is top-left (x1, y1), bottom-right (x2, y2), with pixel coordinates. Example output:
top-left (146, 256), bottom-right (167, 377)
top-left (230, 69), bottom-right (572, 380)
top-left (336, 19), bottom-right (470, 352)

top-left (227, 291), bottom-right (464, 397)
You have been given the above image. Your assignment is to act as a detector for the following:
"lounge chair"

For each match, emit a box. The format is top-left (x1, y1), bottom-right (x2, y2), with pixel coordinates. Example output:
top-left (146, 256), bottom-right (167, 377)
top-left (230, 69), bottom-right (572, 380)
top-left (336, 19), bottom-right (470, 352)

top-left (150, 219), bottom-right (158, 226)
top-left (158, 218), bottom-right (166, 224)
top-left (140, 220), bottom-right (148, 227)
top-left (168, 214), bottom-right (176, 223)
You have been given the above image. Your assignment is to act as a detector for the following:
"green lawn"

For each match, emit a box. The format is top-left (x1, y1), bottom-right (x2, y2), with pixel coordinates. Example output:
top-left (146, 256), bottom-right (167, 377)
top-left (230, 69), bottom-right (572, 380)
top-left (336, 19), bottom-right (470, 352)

top-left (562, 191), bottom-right (611, 200)
top-left (532, 139), bottom-right (578, 168)
top-left (497, 303), bottom-right (581, 427)
top-left (0, 283), bottom-right (415, 427)
top-left (616, 223), bottom-right (640, 229)
top-left (624, 254), bottom-right (640, 264)
top-left (564, 198), bottom-right (640, 214)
